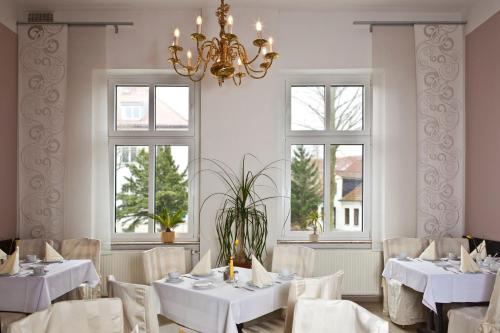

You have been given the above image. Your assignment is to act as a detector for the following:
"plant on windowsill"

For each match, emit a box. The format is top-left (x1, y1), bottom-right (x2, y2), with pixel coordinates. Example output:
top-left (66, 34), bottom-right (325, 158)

top-left (201, 155), bottom-right (282, 267)
top-left (135, 207), bottom-right (186, 243)
top-left (308, 211), bottom-right (322, 242)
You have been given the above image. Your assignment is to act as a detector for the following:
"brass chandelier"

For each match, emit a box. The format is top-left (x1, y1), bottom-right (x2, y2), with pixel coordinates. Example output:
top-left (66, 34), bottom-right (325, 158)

top-left (168, 0), bottom-right (278, 86)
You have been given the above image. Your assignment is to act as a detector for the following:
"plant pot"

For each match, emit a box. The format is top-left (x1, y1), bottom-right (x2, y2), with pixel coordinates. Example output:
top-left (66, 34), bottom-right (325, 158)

top-left (309, 233), bottom-right (319, 242)
top-left (161, 231), bottom-right (175, 243)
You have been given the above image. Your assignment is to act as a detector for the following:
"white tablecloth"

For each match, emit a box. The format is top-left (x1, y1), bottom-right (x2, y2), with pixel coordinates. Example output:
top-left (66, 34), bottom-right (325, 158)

top-left (0, 259), bottom-right (100, 313)
top-left (153, 267), bottom-right (291, 333)
top-left (382, 258), bottom-right (496, 312)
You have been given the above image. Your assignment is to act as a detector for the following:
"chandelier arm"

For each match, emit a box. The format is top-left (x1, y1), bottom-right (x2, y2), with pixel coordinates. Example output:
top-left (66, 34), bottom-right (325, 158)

top-left (235, 42), bottom-right (262, 65)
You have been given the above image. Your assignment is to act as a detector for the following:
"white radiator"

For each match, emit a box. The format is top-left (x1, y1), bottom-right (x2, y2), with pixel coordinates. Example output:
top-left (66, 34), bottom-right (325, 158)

top-left (313, 249), bottom-right (383, 296)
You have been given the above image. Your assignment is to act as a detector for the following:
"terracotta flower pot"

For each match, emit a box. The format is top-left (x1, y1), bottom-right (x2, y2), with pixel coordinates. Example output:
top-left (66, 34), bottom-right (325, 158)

top-left (309, 233), bottom-right (319, 242)
top-left (161, 231), bottom-right (175, 243)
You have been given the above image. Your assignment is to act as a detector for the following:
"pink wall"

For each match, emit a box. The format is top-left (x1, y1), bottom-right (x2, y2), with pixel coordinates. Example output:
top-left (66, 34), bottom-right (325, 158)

top-left (466, 10), bottom-right (500, 241)
top-left (0, 23), bottom-right (17, 240)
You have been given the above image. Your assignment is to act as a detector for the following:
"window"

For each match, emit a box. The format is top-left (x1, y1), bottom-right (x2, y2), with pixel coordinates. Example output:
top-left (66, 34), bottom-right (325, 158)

top-left (109, 76), bottom-right (198, 241)
top-left (285, 76), bottom-right (371, 240)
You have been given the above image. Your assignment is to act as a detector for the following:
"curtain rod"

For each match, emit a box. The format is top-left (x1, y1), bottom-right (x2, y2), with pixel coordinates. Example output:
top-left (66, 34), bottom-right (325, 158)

top-left (353, 20), bottom-right (467, 32)
top-left (17, 21), bottom-right (134, 33)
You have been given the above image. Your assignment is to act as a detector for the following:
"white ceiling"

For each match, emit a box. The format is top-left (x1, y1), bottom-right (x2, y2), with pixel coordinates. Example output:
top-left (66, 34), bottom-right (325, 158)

top-left (15, 0), bottom-right (474, 13)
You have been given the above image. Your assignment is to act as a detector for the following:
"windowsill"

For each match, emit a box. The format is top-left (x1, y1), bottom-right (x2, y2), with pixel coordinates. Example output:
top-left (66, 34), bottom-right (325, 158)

top-left (277, 239), bottom-right (373, 249)
top-left (110, 240), bottom-right (200, 251)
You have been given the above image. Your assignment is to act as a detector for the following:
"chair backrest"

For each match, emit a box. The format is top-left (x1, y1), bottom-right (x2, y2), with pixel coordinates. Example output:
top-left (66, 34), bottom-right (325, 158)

top-left (61, 238), bottom-right (101, 274)
top-left (15, 239), bottom-right (54, 260)
top-left (271, 245), bottom-right (315, 278)
top-left (284, 271), bottom-right (344, 333)
top-left (7, 299), bottom-right (124, 333)
top-left (382, 238), bottom-right (430, 264)
top-left (107, 275), bottom-right (159, 333)
top-left (142, 247), bottom-right (186, 284)
top-left (434, 237), bottom-right (469, 258)
top-left (292, 299), bottom-right (388, 333)
top-left (482, 272), bottom-right (500, 332)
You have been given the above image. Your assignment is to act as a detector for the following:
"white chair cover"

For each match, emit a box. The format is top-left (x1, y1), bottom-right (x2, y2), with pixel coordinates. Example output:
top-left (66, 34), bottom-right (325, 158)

top-left (107, 275), bottom-right (159, 333)
top-left (284, 271), bottom-right (344, 333)
top-left (435, 237), bottom-right (469, 258)
top-left (447, 271), bottom-right (500, 333)
top-left (382, 237), bottom-right (429, 323)
top-left (292, 299), bottom-right (389, 333)
top-left (387, 279), bottom-right (426, 326)
top-left (15, 239), bottom-right (55, 260)
top-left (0, 313), bottom-right (26, 333)
top-left (7, 299), bottom-right (124, 333)
top-left (271, 245), bottom-right (315, 278)
top-left (142, 247), bottom-right (186, 285)
top-left (61, 238), bottom-right (102, 299)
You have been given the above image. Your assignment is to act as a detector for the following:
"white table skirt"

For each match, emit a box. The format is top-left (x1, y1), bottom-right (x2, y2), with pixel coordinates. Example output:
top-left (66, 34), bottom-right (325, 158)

top-left (153, 268), bottom-right (291, 333)
top-left (0, 259), bottom-right (99, 313)
top-left (382, 258), bottom-right (496, 312)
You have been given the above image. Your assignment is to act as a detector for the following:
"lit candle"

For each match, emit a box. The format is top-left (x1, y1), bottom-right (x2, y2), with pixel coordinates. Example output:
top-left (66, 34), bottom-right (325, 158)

top-left (187, 50), bottom-right (192, 67)
top-left (262, 47), bottom-right (267, 57)
top-left (256, 20), bottom-right (262, 39)
top-left (268, 37), bottom-right (273, 53)
top-left (237, 57), bottom-right (242, 71)
top-left (196, 16), bottom-right (202, 34)
top-left (227, 15), bottom-right (234, 34)
top-left (174, 28), bottom-right (180, 45)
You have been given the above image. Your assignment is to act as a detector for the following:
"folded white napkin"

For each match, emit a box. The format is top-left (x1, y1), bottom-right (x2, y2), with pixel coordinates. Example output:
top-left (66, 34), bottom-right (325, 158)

top-left (0, 249), bottom-right (6, 261)
top-left (470, 240), bottom-right (487, 260)
top-left (45, 242), bottom-right (64, 262)
top-left (251, 255), bottom-right (273, 288)
top-left (0, 247), bottom-right (19, 275)
top-left (191, 250), bottom-right (211, 276)
top-left (460, 245), bottom-right (480, 273)
top-left (419, 240), bottom-right (439, 261)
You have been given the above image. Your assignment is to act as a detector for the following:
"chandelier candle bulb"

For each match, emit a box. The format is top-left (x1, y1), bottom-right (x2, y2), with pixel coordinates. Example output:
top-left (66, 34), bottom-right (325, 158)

top-left (256, 20), bottom-right (262, 38)
top-left (237, 57), bottom-right (242, 71)
top-left (174, 28), bottom-right (180, 45)
top-left (196, 16), bottom-right (202, 34)
top-left (227, 15), bottom-right (233, 33)
top-left (187, 50), bottom-right (192, 67)
top-left (268, 37), bottom-right (273, 53)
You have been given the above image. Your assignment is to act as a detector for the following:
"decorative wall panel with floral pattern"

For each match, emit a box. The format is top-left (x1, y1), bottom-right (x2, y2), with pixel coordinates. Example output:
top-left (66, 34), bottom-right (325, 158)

top-left (18, 25), bottom-right (67, 241)
top-left (415, 25), bottom-right (465, 238)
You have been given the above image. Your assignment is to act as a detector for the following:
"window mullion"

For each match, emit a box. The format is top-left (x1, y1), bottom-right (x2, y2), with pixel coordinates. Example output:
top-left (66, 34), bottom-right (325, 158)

top-left (148, 144), bottom-right (155, 233)
top-left (325, 85), bottom-right (331, 132)
top-left (323, 143), bottom-right (331, 233)
top-left (149, 84), bottom-right (155, 132)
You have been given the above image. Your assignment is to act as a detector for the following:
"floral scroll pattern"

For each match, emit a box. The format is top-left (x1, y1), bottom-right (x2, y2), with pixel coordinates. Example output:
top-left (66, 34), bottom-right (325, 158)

top-left (415, 25), bottom-right (465, 238)
top-left (19, 25), bottom-right (67, 241)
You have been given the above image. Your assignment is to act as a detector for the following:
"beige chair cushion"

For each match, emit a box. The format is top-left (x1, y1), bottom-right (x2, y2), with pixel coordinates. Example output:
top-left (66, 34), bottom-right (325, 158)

top-left (7, 299), bottom-right (124, 333)
top-left (284, 271), bottom-right (344, 333)
top-left (447, 306), bottom-right (486, 333)
top-left (387, 278), bottom-right (426, 326)
top-left (271, 245), bottom-right (315, 278)
top-left (60, 238), bottom-right (101, 273)
top-left (15, 239), bottom-right (55, 260)
top-left (107, 275), bottom-right (159, 333)
top-left (142, 247), bottom-right (186, 285)
top-left (292, 299), bottom-right (388, 333)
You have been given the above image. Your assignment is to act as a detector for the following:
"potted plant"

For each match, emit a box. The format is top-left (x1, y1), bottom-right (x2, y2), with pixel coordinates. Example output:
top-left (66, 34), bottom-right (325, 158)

top-left (135, 207), bottom-right (186, 243)
top-left (308, 211), bottom-right (322, 242)
top-left (201, 155), bottom-right (281, 267)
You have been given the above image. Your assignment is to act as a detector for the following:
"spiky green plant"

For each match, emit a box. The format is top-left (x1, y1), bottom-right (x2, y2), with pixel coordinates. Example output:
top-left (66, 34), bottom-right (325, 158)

top-left (134, 207), bottom-right (186, 232)
top-left (201, 154), bottom-right (281, 266)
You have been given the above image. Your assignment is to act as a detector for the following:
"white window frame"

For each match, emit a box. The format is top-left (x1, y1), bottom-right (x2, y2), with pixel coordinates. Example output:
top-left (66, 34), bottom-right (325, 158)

top-left (108, 75), bottom-right (199, 242)
top-left (283, 75), bottom-right (372, 241)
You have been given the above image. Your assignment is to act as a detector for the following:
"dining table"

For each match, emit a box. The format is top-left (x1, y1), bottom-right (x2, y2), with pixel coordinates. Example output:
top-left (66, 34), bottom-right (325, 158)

top-left (153, 267), bottom-right (292, 333)
top-left (0, 259), bottom-right (100, 313)
top-left (382, 257), bottom-right (497, 333)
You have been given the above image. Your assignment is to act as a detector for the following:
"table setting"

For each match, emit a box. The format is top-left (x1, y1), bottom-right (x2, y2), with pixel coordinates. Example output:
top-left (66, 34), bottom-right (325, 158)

top-left (0, 243), bottom-right (100, 313)
top-left (153, 250), bottom-right (296, 333)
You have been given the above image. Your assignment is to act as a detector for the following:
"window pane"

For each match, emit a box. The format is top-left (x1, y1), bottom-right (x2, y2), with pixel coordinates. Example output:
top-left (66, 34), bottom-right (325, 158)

top-left (155, 86), bottom-right (189, 131)
top-left (291, 144), bottom-right (324, 231)
top-left (115, 146), bottom-right (149, 233)
top-left (155, 145), bottom-right (189, 233)
top-left (330, 86), bottom-right (363, 131)
top-left (291, 86), bottom-right (325, 130)
top-left (116, 86), bottom-right (149, 131)
top-left (329, 145), bottom-right (363, 231)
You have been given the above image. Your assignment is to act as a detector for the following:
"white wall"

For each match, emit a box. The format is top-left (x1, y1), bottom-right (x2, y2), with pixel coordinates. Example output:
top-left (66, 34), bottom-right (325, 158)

top-left (20, 7), bottom-right (463, 264)
top-left (465, 0), bottom-right (500, 34)
top-left (0, 0), bottom-right (17, 32)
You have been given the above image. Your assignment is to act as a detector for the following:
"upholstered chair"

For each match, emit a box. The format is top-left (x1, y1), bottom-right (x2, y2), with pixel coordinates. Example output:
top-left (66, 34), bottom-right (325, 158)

top-left (15, 239), bottom-right (55, 260)
top-left (142, 247), bottom-right (186, 285)
top-left (271, 245), bottom-right (315, 278)
top-left (434, 237), bottom-right (470, 258)
top-left (292, 299), bottom-right (389, 333)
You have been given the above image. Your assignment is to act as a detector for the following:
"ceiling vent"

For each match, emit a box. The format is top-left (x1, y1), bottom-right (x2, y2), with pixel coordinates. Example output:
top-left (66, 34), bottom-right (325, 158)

top-left (27, 12), bottom-right (54, 23)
